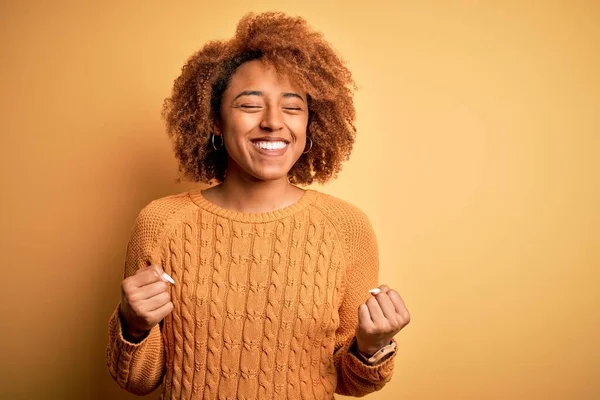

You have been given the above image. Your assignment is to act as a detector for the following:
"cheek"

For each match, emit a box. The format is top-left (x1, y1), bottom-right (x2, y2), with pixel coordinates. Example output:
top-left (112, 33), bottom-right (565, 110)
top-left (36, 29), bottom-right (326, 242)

top-left (222, 111), bottom-right (259, 136)
top-left (288, 117), bottom-right (309, 142)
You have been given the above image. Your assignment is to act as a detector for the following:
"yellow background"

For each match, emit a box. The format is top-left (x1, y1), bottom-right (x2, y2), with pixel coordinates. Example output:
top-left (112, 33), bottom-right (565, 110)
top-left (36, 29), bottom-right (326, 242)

top-left (1, 1), bottom-right (598, 399)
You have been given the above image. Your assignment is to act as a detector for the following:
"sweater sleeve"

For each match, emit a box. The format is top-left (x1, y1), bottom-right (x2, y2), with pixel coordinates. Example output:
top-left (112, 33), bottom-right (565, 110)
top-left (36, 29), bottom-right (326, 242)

top-left (105, 203), bottom-right (166, 395)
top-left (332, 206), bottom-right (396, 397)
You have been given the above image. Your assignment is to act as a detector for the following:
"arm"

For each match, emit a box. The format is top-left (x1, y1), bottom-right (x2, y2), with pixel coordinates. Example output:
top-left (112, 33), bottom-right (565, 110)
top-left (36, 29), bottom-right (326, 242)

top-left (105, 206), bottom-right (166, 395)
top-left (333, 211), bottom-right (396, 396)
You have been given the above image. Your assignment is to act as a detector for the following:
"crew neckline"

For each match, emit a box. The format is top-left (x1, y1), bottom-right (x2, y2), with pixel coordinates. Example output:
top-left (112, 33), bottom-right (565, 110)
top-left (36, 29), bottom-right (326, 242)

top-left (188, 188), bottom-right (318, 223)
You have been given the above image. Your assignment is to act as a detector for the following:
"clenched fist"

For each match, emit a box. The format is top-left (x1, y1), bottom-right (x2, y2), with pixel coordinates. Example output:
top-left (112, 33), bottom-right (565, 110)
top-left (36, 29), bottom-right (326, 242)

top-left (119, 265), bottom-right (175, 342)
top-left (355, 285), bottom-right (410, 357)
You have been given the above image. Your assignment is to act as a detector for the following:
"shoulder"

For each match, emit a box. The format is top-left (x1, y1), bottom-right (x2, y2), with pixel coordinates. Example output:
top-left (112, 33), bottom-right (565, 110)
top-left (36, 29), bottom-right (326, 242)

top-left (309, 190), bottom-right (379, 267)
top-left (131, 191), bottom-right (198, 245)
top-left (310, 190), bottom-right (374, 232)
top-left (309, 190), bottom-right (378, 264)
top-left (137, 191), bottom-right (196, 220)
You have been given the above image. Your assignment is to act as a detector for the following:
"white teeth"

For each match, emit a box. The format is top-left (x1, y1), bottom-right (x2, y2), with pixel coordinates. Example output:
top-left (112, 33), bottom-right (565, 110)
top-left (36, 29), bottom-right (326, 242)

top-left (253, 141), bottom-right (287, 150)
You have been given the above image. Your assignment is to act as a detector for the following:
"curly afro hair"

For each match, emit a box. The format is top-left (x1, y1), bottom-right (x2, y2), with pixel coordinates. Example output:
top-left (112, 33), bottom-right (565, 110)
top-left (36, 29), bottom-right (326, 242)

top-left (162, 12), bottom-right (357, 185)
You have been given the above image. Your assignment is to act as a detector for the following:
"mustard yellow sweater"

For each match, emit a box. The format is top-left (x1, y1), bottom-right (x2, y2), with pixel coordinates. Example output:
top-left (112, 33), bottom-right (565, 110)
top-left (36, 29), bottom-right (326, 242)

top-left (106, 189), bottom-right (396, 399)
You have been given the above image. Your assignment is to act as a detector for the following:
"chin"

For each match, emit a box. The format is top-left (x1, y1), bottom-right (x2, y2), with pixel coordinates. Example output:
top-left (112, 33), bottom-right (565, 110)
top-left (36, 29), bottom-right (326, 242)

top-left (251, 171), bottom-right (289, 182)
top-left (246, 165), bottom-right (292, 182)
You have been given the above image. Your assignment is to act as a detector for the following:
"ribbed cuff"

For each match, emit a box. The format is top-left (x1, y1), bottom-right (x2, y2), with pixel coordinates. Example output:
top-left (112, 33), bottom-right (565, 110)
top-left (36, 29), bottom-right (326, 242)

top-left (106, 306), bottom-right (159, 388)
top-left (342, 337), bottom-right (397, 382)
top-left (115, 308), bottom-right (152, 348)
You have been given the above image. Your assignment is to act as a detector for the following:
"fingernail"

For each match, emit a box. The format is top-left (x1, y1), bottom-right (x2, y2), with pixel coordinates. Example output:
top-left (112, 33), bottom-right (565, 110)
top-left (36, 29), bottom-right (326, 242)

top-left (162, 272), bottom-right (175, 285)
top-left (368, 288), bottom-right (381, 295)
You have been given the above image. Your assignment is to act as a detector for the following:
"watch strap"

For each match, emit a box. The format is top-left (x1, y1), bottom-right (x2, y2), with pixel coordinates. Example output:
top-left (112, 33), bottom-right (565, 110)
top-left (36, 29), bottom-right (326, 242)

top-left (356, 340), bottom-right (397, 365)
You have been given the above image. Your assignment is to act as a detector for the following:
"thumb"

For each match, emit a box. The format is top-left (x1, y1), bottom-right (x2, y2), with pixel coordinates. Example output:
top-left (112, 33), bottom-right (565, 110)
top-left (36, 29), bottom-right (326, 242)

top-left (140, 264), bottom-right (176, 285)
top-left (150, 264), bottom-right (176, 284)
top-left (357, 303), bottom-right (371, 329)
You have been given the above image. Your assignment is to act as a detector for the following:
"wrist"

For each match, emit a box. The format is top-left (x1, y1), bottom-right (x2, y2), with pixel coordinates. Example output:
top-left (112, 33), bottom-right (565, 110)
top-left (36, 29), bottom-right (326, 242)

top-left (357, 346), bottom-right (376, 358)
top-left (353, 338), bottom-right (397, 365)
top-left (118, 308), bottom-right (148, 343)
top-left (124, 327), bottom-right (148, 341)
top-left (356, 340), bottom-right (388, 358)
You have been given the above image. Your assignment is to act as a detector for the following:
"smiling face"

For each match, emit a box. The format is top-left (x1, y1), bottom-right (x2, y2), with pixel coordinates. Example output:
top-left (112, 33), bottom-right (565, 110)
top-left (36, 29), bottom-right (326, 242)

top-left (218, 60), bottom-right (309, 183)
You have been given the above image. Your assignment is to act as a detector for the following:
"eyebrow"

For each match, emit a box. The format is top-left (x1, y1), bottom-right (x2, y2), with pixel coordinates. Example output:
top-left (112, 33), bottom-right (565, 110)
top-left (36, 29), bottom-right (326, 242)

top-left (233, 90), bottom-right (305, 102)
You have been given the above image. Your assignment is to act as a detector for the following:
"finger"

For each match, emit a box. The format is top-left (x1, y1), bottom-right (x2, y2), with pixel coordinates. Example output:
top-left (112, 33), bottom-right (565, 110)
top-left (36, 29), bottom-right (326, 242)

top-left (153, 300), bottom-right (174, 320)
top-left (133, 265), bottom-right (173, 287)
top-left (132, 265), bottom-right (164, 286)
top-left (144, 291), bottom-right (171, 312)
top-left (366, 296), bottom-right (385, 323)
top-left (374, 292), bottom-right (398, 321)
top-left (378, 284), bottom-right (391, 294)
top-left (387, 290), bottom-right (409, 315)
top-left (358, 303), bottom-right (374, 327)
top-left (138, 280), bottom-right (170, 300)
top-left (368, 284), bottom-right (390, 296)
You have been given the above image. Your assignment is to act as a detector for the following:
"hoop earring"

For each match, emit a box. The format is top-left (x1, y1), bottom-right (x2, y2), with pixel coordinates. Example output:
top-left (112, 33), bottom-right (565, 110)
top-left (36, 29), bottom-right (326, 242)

top-left (303, 137), bottom-right (313, 154)
top-left (211, 133), bottom-right (224, 151)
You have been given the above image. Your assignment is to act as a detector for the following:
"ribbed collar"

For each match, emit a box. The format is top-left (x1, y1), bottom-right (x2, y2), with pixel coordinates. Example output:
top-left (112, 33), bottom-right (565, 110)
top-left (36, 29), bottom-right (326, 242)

top-left (188, 189), bottom-right (318, 223)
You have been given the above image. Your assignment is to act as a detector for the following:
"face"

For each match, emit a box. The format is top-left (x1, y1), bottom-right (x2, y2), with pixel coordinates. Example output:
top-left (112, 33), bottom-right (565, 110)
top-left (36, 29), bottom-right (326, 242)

top-left (218, 60), bottom-right (309, 183)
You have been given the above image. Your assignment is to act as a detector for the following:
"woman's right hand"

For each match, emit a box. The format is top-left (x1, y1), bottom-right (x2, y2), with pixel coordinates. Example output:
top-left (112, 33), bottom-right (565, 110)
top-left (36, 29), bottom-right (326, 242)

top-left (119, 265), bottom-right (174, 341)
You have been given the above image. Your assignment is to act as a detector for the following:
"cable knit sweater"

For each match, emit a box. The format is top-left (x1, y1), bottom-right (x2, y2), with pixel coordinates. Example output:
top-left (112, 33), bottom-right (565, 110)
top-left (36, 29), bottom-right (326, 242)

top-left (106, 189), bottom-right (396, 399)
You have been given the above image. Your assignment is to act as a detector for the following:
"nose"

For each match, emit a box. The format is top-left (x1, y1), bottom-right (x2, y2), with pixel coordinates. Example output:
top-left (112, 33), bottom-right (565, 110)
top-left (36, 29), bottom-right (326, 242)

top-left (259, 106), bottom-right (284, 132)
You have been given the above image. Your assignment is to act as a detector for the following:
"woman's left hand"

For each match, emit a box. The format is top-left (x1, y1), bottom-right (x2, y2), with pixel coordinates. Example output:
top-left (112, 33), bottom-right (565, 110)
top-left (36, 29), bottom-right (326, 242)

top-left (355, 284), bottom-right (411, 357)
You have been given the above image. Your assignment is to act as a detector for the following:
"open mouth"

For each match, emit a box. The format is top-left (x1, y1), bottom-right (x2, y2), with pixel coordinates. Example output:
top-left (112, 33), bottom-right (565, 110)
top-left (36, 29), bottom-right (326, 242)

top-left (251, 140), bottom-right (289, 151)
top-left (249, 137), bottom-right (292, 156)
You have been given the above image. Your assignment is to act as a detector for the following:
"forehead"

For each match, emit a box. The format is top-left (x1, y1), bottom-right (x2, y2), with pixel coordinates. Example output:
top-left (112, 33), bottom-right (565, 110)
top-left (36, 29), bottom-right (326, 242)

top-left (225, 60), bottom-right (304, 95)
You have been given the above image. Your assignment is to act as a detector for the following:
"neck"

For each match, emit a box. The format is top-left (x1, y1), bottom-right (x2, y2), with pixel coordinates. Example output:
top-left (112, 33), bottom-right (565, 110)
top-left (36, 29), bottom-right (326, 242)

top-left (208, 173), bottom-right (303, 214)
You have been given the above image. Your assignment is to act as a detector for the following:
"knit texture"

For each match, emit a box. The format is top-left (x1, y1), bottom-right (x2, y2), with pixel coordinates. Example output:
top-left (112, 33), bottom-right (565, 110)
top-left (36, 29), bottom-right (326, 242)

top-left (106, 189), bottom-right (396, 399)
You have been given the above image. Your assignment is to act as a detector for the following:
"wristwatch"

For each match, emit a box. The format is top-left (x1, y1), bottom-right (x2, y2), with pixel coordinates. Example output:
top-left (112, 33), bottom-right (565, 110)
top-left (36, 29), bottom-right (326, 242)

top-left (354, 340), bottom-right (397, 365)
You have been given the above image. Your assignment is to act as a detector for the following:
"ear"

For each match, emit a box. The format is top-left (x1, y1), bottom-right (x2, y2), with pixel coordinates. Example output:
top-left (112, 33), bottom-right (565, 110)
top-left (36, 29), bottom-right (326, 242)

top-left (207, 117), bottom-right (222, 137)
top-left (213, 118), bottom-right (222, 134)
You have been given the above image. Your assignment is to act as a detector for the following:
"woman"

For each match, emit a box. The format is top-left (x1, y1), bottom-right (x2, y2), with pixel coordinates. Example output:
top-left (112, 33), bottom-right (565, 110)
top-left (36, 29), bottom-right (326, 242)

top-left (106, 12), bottom-right (410, 399)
